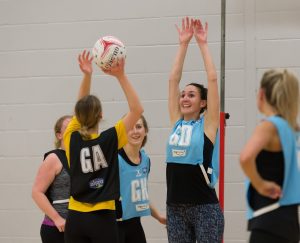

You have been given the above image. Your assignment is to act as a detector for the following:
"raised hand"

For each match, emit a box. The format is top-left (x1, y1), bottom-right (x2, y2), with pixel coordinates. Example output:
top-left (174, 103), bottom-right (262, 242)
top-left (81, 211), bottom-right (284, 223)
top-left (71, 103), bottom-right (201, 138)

top-left (101, 57), bottom-right (125, 79)
top-left (175, 17), bottom-right (194, 45)
top-left (194, 19), bottom-right (208, 45)
top-left (78, 50), bottom-right (93, 75)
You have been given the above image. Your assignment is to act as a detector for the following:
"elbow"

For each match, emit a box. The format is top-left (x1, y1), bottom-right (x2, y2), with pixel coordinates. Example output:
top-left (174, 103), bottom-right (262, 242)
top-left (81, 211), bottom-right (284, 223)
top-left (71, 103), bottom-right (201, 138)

top-left (208, 75), bottom-right (217, 83)
top-left (139, 105), bottom-right (144, 114)
top-left (207, 70), bottom-right (217, 83)
top-left (136, 105), bottom-right (144, 116)
top-left (31, 186), bottom-right (43, 202)
top-left (169, 76), bottom-right (181, 84)
top-left (239, 152), bottom-right (246, 166)
top-left (239, 151), bottom-right (250, 170)
top-left (130, 105), bottom-right (143, 121)
top-left (31, 188), bottom-right (37, 202)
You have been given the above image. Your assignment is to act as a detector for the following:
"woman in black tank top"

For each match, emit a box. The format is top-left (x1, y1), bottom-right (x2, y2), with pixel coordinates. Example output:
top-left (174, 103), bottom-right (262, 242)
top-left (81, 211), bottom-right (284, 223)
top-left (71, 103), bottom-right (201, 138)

top-left (32, 115), bottom-right (71, 243)
top-left (240, 69), bottom-right (300, 243)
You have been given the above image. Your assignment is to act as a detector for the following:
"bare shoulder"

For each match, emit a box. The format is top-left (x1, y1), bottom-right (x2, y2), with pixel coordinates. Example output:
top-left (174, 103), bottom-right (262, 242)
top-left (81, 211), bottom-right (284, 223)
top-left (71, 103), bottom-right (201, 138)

top-left (257, 120), bottom-right (277, 134)
top-left (43, 153), bottom-right (63, 174)
top-left (256, 120), bottom-right (280, 150)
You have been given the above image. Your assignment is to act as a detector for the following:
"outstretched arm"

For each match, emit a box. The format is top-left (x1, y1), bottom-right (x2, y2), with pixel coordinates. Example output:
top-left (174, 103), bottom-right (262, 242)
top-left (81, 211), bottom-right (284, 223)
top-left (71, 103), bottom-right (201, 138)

top-left (194, 19), bottom-right (219, 141)
top-left (169, 17), bottom-right (194, 125)
top-left (102, 58), bottom-right (143, 133)
top-left (77, 50), bottom-right (93, 100)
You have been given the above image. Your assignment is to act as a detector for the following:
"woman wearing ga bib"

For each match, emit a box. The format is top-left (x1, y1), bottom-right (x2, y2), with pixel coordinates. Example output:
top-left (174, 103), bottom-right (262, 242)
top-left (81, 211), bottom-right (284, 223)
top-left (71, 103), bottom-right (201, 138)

top-left (63, 50), bottom-right (143, 243)
top-left (240, 69), bottom-right (300, 243)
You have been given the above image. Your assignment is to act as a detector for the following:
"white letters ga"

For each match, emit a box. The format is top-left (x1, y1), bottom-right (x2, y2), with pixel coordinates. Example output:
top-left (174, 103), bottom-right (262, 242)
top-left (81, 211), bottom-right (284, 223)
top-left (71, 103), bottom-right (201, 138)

top-left (80, 145), bottom-right (108, 173)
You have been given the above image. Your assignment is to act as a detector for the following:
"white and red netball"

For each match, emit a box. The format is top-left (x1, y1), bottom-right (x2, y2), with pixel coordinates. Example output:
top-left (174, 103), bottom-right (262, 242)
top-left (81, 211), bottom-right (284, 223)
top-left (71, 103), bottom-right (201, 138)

top-left (92, 36), bottom-right (126, 70)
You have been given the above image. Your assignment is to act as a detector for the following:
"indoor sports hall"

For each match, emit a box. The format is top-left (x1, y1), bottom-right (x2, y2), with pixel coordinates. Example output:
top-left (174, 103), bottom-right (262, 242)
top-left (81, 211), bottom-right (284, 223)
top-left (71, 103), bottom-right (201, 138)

top-left (0, 0), bottom-right (299, 242)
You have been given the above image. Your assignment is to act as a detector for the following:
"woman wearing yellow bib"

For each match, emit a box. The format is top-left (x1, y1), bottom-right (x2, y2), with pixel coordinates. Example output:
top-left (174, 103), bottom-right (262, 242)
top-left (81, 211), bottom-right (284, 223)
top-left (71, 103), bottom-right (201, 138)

top-left (63, 50), bottom-right (143, 243)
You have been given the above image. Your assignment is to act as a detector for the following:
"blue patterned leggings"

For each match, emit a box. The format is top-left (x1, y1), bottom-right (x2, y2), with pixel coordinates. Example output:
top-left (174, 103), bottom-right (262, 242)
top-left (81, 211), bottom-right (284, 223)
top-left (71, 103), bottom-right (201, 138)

top-left (167, 203), bottom-right (224, 243)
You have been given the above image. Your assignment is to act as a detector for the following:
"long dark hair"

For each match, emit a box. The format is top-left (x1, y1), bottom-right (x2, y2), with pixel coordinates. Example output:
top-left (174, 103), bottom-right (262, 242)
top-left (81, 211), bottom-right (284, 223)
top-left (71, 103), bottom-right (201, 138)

top-left (187, 82), bottom-right (207, 114)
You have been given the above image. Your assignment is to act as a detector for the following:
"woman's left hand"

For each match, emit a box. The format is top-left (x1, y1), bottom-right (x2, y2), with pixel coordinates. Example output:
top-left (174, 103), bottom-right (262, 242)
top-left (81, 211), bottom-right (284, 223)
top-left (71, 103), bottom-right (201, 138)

top-left (193, 19), bottom-right (208, 45)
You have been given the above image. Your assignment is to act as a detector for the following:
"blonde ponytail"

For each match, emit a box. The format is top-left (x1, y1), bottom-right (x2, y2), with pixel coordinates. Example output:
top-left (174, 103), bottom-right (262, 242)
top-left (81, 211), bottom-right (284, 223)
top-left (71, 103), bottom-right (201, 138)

top-left (261, 69), bottom-right (299, 130)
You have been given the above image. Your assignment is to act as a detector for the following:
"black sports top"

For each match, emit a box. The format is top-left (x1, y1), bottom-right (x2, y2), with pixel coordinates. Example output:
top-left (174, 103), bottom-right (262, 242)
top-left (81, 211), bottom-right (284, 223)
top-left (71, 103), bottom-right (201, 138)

top-left (69, 129), bottom-right (120, 204)
top-left (166, 134), bottom-right (219, 205)
top-left (248, 150), bottom-right (299, 242)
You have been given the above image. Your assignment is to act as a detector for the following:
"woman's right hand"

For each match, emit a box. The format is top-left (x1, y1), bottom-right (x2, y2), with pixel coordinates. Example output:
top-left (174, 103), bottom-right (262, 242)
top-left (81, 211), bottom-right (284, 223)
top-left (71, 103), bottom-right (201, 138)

top-left (176, 17), bottom-right (194, 45)
top-left (54, 216), bottom-right (66, 232)
top-left (101, 57), bottom-right (125, 79)
top-left (256, 180), bottom-right (282, 199)
top-left (78, 50), bottom-right (93, 75)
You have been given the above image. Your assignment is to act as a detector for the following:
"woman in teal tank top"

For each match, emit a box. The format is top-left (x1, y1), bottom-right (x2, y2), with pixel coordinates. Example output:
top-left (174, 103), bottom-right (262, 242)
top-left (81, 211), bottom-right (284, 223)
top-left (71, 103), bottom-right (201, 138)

top-left (240, 69), bottom-right (300, 243)
top-left (117, 115), bottom-right (166, 243)
top-left (166, 17), bottom-right (224, 243)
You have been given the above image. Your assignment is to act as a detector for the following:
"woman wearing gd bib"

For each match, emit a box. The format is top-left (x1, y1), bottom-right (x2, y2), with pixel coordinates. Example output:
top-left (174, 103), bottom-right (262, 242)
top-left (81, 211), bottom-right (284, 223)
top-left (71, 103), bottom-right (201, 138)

top-left (165, 17), bottom-right (224, 243)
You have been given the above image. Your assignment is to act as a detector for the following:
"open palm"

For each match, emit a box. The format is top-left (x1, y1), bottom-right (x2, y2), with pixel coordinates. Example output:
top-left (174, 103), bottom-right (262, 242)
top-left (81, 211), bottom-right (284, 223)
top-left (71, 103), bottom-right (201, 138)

top-left (194, 19), bottom-right (208, 44)
top-left (176, 17), bottom-right (194, 45)
top-left (78, 50), bottom-right (93, 75)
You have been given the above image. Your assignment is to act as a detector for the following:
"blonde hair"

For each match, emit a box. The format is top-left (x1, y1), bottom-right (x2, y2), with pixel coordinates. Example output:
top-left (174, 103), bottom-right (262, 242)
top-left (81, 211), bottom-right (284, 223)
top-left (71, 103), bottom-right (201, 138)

top-left (54, 115), bottom-right (72, 148)
top-left (260, 69), bottom-right (299, 130)
top-left (75, 95), bottom-right (102, 139)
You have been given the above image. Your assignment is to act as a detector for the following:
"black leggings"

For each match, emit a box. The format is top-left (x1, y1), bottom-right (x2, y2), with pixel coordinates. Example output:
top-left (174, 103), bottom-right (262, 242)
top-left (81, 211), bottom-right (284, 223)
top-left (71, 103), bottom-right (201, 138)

top-left (118, 217), bottom-right (146, 243)
top-left (40, 224), bottom-right (64, 243)
top-left (64, 210), bottom-right (119, 243)
top-left (250, 229), bottom-right (298, 243)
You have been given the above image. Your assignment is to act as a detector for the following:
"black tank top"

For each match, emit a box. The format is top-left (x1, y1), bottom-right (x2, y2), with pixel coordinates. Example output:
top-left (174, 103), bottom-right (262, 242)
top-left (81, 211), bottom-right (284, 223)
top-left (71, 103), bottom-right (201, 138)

top-left (249, 150), bottom-right (284, 210)
top-left (69, 129), bottom-right (120, 204)
top-left (248, 150), bottom-right (300, 242)
top-left (166, 134), bottom-right (219, 205)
